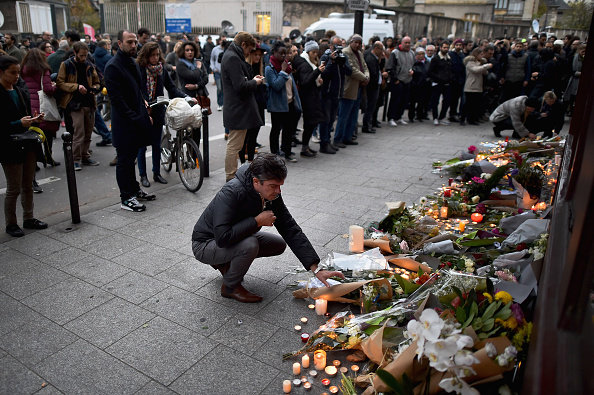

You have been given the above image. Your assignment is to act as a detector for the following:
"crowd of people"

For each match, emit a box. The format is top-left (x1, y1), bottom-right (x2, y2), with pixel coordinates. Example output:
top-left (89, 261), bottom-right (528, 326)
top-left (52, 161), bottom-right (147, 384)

top-left (0, 26), bottom-right (587, 237)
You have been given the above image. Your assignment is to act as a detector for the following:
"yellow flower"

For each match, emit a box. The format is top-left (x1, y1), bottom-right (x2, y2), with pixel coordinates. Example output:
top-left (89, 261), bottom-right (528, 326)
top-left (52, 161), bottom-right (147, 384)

top-left (495, 291), bottom-right (513, 305)
top-left (503, 317), bottom-right (518, 330)
top-left (483, 293), bottom-right (493, 303)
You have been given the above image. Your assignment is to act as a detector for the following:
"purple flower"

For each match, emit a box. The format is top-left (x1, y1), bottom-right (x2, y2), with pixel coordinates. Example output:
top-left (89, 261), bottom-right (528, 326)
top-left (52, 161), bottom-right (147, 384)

top-left (468, 145), bottom-right (477, 154)
top-left (511, 303), bottom-right (525, 324)
top-left (517, 208), bottom-right (524, 214)
top-left (492, 228), bottom-right (500, 235)
top-left (471, 177), bottom-right (485, 184)
top-left (476, 203), bottom-right (487, 214)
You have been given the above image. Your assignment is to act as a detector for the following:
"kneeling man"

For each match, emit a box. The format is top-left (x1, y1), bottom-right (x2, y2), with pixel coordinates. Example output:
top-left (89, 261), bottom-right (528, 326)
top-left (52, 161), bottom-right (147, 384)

top-left (192, 153), bottom-right (343, 302)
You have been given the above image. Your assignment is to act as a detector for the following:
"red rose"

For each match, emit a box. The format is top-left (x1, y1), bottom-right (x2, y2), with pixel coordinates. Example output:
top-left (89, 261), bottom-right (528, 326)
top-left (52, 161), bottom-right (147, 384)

top-left (516, 243), bottom-right (528, 251)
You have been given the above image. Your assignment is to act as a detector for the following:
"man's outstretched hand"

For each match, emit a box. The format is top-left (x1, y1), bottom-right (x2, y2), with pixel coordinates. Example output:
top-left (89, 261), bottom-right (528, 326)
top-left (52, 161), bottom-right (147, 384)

top-left (315, 270), bottom-right (345, 287)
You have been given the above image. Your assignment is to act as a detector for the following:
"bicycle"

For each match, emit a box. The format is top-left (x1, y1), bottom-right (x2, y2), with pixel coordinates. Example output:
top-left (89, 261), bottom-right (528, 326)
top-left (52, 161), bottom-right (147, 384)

top-left (159, 99), bottom-right (204, 192)
top-left (95, 88), bottom-right (111, 122)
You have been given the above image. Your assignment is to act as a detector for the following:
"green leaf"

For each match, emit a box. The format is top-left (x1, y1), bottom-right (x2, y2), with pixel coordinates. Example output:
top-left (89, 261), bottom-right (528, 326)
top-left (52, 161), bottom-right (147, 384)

top-left (472, 317), bottom-right (483, 331)
top-left (482, 318), bottom-right (495, 331)
top-left (445, 158), bottom-right (462, 165)
top-left (459, 237), bottom-right (506, 247)
top-left (470, 301), bottom-right (479, 318)
top-left (401, 372), bottom-right (414, 394)
top-left (376, 369), bottom-right (405, 394)
top-left (478, 332), bottom-right (488, 340)
top-left (456, 306), bottom-right (467, 323)
top-left (394, 274), bottom-right (421, 295)
top-left (486, 277), bottom-right (494, 295)
top-left (494, 307), bottom-right (512, 321)
top-left (452, 286), bottom-right (464, 301)
top-left (461, 311), bottom-right (475, 329)
top-left (482, 301), bottom-right (501, 321)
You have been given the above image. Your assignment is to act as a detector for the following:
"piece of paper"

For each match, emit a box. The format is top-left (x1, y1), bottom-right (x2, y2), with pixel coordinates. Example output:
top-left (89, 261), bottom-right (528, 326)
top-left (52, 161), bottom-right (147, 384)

top-left (494, 280), bottom-right (533, 303)
top-left (333, 247), bottom-right (388, 271)
top-left (499, 211), bottom-right (537, 234)
top-left (502, 219), bottom-right (550, 247)
top-left (423, 240), bottom-right (455, 255)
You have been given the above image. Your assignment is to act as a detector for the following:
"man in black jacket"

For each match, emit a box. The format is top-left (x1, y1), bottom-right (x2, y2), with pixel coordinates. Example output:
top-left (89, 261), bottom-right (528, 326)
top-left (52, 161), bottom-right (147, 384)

top-left (362, 41), bottom-right (385, 133)
top-left (192, 153), bottom-right (344, 302)
top-left (104, 30), bottom-right (155, 212)
top-left (428, 41), bottom-right (453, 125)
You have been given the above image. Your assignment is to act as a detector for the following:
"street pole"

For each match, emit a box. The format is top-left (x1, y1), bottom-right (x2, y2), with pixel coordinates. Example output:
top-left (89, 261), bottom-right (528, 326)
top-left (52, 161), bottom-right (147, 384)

top-left (61, 132), bottom-right (80, 224)
top-left (137, 0), bottom-right (142, 29)
top-left (354, 10), bottom-right (364, 36)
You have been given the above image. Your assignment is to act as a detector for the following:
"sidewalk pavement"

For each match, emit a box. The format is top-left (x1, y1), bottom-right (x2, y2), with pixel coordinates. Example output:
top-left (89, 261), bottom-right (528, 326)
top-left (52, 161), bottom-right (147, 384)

top-left (0, 120), bottom-right (491, 394)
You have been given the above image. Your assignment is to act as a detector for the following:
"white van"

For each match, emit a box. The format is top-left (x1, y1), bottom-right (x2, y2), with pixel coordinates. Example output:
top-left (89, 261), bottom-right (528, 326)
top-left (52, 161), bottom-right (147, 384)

top-left (303, 13), bottom-right (394, 43)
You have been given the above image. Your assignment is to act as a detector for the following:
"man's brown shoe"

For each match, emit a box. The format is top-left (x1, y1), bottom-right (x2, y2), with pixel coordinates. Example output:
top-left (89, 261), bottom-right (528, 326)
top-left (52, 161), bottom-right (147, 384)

top-left (221, 284), bottom-right (263, 303)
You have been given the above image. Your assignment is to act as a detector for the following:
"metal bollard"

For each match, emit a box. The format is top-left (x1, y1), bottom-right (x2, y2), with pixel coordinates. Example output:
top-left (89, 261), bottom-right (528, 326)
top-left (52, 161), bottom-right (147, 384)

top-left (201, 108), bottom-right (210, 177)
top-left (61, 132), bottom-right (80, 224)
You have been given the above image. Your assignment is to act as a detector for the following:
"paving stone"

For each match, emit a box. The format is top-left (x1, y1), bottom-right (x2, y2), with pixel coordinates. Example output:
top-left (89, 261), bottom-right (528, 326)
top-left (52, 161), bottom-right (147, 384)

top-left (170, 344), bottom-right (279, 395)
top-left (112, 244), bottom-right (185, 276)
top-left (34, 339), bottom-right (149, 394)
top-left (155, 257), bottom-right (219, 292)
top-left (64, 297), bottom-right (155, 349)
top-left (140, 286), bottom-right (235, 336)
top-left (250, 327), bottom-right (304, 374)
top-left (134, 380), bottom-right (177, 395)
top-left (62, 256), bottom-right (130, 287)
top-left (302, 187), bottom-right (347, 203)
top-left (32, 384), bottom-right (64, 394)
top-left (102, 271), bottom-right (168, 305)
top-left (0, 249), bottom-right (39, 277)
top-left (298, 226), bottom-right (340, 248)
top-left (84, 234), bottom-right (148, 260)
top-left (22, 278), bottom-right (113, 325)
top-left (4, 232), bottom-right (69, 259)
top-left (48, 223), bottom-right (113, 247)
top-left (208, 312), bottom-right (278, 355)
top-left (0, 264), bottom-right (70, 300)
top-left (304, 199), bottom-right (370, 221)
top-left (0, 355), bottom-right (45, 395)
top-left (301, 212), bottom-right (360, 235)
top-left (0, 292), bottom-right (41, 336)
top-left (37, 246), bottom-right (91, 269)
top-left (0, 316), bottom-right (78, 366)
top-left (80, 209), bottom-right (137, 230)
top-left (106, 316), bottom-right (216, 385)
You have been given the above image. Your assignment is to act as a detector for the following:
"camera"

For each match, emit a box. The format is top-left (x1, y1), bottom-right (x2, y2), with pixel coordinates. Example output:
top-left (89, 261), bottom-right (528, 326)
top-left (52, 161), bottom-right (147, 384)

top-left (333, 45), bottom-right (347, 66)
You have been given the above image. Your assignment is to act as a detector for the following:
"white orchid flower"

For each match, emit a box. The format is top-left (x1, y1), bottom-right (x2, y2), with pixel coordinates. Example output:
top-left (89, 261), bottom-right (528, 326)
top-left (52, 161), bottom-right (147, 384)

top-left (484, 342), bottom-right (497, 358)
top-left (406, 320), bottom-right (426, 360)
top-left (424, 339), bottom-right (458, 370)
top-left (439, 377), bottom-right (480, 395)
top-left (418, 309), bottom-right (444, 341)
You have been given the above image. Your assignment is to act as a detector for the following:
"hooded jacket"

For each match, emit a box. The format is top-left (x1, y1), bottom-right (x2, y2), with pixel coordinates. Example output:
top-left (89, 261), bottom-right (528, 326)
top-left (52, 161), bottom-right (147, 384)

top-left (489, 95), bottom-right (531, 137)
top-left (93, 46), bottom-right (112, 74)
top-left (463, 56), bottom-right (490, 93)
top-left (192, 165), bottom-right (320, 269)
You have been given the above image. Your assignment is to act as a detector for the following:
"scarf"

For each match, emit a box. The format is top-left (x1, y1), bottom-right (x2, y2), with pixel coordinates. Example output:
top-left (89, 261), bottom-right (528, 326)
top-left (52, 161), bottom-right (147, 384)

top-left (270, 55), bottom-right (291, 74)
top-left (300, 51), bottom-right (323, 87)
top-left (145, 63), bottom-right (163, 101)
top-left (398, 44), bottom-right (410, 52)
top-left (180, 58), bottom-right (196, 71)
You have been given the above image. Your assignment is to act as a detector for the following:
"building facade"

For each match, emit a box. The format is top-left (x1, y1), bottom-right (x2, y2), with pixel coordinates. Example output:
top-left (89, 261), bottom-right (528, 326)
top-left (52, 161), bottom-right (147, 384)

top-left (0, 0), bottom-right (68, 37)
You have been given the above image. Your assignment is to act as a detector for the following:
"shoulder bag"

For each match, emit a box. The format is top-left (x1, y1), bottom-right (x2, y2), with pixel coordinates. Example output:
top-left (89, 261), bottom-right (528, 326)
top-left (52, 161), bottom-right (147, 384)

top-left (10, 126), bottom-right (46, 149)
top-left (38, 74), bottom-right (61, 121)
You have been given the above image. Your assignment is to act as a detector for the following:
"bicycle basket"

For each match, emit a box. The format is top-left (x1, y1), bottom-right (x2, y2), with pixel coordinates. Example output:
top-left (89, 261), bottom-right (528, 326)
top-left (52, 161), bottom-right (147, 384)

top-left (165, 98), bottom-right (202, 130)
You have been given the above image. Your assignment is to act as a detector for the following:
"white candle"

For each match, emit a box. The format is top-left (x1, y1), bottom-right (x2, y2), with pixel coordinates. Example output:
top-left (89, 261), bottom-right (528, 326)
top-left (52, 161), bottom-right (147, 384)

top-left (283, 379), bottom-right (291, 393)
top-left (315, 299), bottom-right (327, 315)
top-left (300, 317), bottom-right (308, 324)
top-left (314, 350), bottom-right (326, 370)
top-left (293, 362), bottom-right (301, 375)
top-left (324, 366), bottom-right (337, 377)
top-left (302, 354), bottom-right (310, 369)
top-left (349, 225), bottom-right (364, 253)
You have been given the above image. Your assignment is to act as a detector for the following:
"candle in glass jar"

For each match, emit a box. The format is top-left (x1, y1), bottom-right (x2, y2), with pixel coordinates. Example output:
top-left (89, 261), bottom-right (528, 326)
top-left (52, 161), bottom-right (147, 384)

top-left (315, 299), bottom-right (327, 315)
top-left (301, 333), bottom-right (309, 343)
top-left (440, 206), bottom-right (449, 219)
top-left (470, 213), bottom-right (483, 222)
top-left (314, 350), bottom-right (327, 370)
top-left (349, 225), bottom-right (365, 253)
top-left (283, 380), bottom-right (291, 393)
top-left (303, 382), bottom-right (312, 390)
top-left (325, 366), bottom-right (337, 377)
top-left (459, 221), bottom-right (466, 232)
top-left (302, 354), bottom-right (310, 369)
top-left (293, 362), bottom-right (301, 375)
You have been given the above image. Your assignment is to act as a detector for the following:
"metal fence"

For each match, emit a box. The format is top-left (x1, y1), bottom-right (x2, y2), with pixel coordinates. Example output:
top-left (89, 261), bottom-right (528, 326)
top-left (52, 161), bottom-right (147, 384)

top-left (102, 2), bottom-right (165, 35)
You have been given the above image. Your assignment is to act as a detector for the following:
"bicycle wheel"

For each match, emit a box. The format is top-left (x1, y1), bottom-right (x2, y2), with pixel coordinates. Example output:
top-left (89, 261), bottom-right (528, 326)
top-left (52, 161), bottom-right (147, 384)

top-left (97, 96), bottom-right (111, 121)
top-left (177, 137), bottom-right (203, 192)
top-left (160, 131), bottom-right (173, 172)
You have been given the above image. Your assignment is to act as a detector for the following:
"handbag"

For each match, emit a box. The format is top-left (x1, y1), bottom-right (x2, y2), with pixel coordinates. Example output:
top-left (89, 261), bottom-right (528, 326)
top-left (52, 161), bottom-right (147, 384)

top-left (10, 126), bottom-right (46, 149)
top-left (196, 95), bottom-right (212, 115)
top-left (38, 74), bottom-right (61, 121)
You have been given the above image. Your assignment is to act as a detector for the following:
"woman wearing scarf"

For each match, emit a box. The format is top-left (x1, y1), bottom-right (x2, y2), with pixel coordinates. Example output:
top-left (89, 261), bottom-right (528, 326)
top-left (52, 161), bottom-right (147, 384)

top-left (136, 42), bottom-right (190, 188)
top-left (265, 41), bottom-right (301, 163)
top-left (176, 41), bottom-right (209, 100)
top-left (292, 39), bottom-right (326, 157)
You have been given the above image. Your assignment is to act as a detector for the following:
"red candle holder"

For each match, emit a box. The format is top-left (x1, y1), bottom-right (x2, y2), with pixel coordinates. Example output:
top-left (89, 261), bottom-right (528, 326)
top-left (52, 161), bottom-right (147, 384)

top-left (470, 213), bottom-right (484, 223)
top-left (301, 333), bottom-right (310, 343)
top-left (443, 189), bottom-right (452, 198)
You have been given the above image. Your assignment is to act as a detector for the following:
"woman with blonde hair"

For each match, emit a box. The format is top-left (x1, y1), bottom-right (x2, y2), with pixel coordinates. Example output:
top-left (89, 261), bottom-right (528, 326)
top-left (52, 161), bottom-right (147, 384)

top-left (165, 41), bottom-right (183, 88)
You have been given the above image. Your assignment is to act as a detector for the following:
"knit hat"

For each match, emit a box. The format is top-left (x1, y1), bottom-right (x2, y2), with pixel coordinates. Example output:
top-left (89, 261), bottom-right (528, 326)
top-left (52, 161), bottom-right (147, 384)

top-left (525, 97), bottom-right (539, 108)
top-left (350, 34), bottom-right (363, 43)
top-left (415, 47), bottom-right (426, 54)
top-left (453, 39), bottom-right (464, 45)
top-left (554, 39), bottom-right (564, 46)
top-left (304, 40), bottom-right (319, 53)
top-left (59, 40), bottom-right (68, 50)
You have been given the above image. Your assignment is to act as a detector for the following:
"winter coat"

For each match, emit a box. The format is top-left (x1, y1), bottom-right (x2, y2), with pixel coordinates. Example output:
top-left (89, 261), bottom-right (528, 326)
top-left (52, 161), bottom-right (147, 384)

top-left (22, 67), bottom-right (60, 135)
top-left (292, 53), bottom-right (326, 126)
top-left (104, 49), bottom-right (152, 149)
top-left (428, 51), bottom-right (453, 85)
top-left (563, 53), bottom-right (583, 100)
top-left (502, 51), bottom-right (531, 83)
top-left (176, 58), bottom-right (210, 98)
top-left (221, 42), bottom-right (263, 130)
top-left (47, 49), bottom-right (66, 74)
top-left (56, 57), bottom-right (100, 109)
top-left (265, 65), bottom-right (302, 113)
top-left (448, 50), bottom-right (466, 85)
top-left (463, 56), bottom-right (490, 93)
top-left (319, 49), bottom-right (352, 100)
top-left (139, 64), bottom-right (187, 126)
top-left (93, 46), bottom-right (112, 74)
top-left (342, 45), bottom-right (369, 100)
top-left (489, 95), bottom-right (531, 137)
top-left (191, 165), bottom-right (320, 270)
top-left (164, 52), bottom-right (179, 86)
top-left (410, 59), bottom-right (428, 87)
top-left (0, 84), bottom-right (35, 164)
top-left (386, 47), bottom-right (415, 84)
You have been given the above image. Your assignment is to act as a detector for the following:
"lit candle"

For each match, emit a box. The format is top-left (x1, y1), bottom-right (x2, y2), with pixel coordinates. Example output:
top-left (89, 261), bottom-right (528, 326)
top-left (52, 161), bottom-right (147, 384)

top-left (448, 177), bottom-right (453, 186)
top-left (292, 378), bottom-right (301, 387)
top-left (321, 378), bottom-right (331, 386)
top-left (537, 202), bottom-right (546, 210)
top-left (302, 354), bottom-right (310, 369)
top-left (303, 382), bottom-right (312, 390)
top-left (300, 376), bottom-right (308, 383)
top-left (340, 366), bottom-right (348, 374)
top-left (293, 362), bottom-right (301, 375)
top-left (329, 386), bottom-right (339, 394)
top-left (440, 206), bottom-right (449, 219)
top-left (308, 304), bottom-right (315, 309)
top-left (283, 379), bottom-right (291, 393)
top-left (301, 333), bottom-right (309, 343)
top-left (443, 189), bottom-right (452, 198)
top-left (332, 360), bottom-right (341, 367)
top-left (315, 299), bottom-right (327, 315)
top-left (349, 225), bottom-right (365, 253)
top-left (351, 365), bottom-right (360, 372)
top-left (300, 317), bottom-right (308, 324)
top-left (314, 350), bottom-right (327, 370)
top-left (459, 221), bottom-right (466, 233)
top-left (294, 325), bottom-right (301, 331)
top-left (470, 213), bottom-right (483, 223)
top-left (325, 366), bottom-right (338, 377)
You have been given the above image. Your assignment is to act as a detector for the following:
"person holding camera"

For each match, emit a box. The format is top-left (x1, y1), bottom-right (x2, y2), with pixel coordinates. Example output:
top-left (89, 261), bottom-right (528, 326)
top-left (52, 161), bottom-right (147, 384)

top-left (57, 41), bottom-right (101, 171)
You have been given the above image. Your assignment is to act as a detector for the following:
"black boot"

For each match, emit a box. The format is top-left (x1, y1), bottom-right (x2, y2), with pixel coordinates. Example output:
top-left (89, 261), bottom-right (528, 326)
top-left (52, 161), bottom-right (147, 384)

top-left (320, 142), bottom-right (337, 154)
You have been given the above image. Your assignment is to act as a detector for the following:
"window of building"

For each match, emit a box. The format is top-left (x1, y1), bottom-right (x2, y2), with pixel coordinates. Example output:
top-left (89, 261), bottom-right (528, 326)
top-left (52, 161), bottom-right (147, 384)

top-left (255, 12), bottom-right (271, 34)
top-left (495, 0), bottom-right (509, 9)
top-left (464, 13), bottom-right (480, 21)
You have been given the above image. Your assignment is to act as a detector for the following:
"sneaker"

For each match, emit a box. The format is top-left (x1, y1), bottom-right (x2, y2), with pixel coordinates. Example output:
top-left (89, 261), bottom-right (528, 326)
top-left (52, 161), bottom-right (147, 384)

top-left (96, 139), bottom-right (112, 147)
top-left (82, 158), bottom-right (100, 166)
top-left (33, 180), bottom-right (43, 194)
top-left (217, 106), bottom-right (222, 111)
top-left (23, 218), bottom-right (48, 229)
top-left (74, 163), bottom-right (82, 171)
top-left (6, 224), bottom-right (24, 237)
top-left (255, 142), bottom-right (265, 149)
top-left (121, 196), bottom-right (146, 212)
top-left (285, 155), bottom-right (298, 163)
top-left (389, 119), bottom-right (398, 127)
top-left (396, 119), bottom-right (408, 125)
top-left (136, 189), bottom-right (156, 201)
top-left (433, 119), bottom-right (439, 126)
top-left (300, 150), bottom-right (316, 158)
top-left (439, 119), bottom-right (451, 125)
top-left (311, 134), bottom-right (321, 143)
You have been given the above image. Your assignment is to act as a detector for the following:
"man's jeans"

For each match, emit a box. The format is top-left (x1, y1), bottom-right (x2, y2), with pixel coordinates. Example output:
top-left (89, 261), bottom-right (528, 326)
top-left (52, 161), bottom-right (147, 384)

top-left (333, 89), bottom-right (362, 144)
top-left (213, 72), bottom-right (223, 107)
top-left (431, 83), bottom-right (452, 120)
top-left (192, 232), bottom-right (286, 288)
top-left (319, 96), bottom-right (339, 144)
top-left (94, 108), bottom-right (111, 142)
